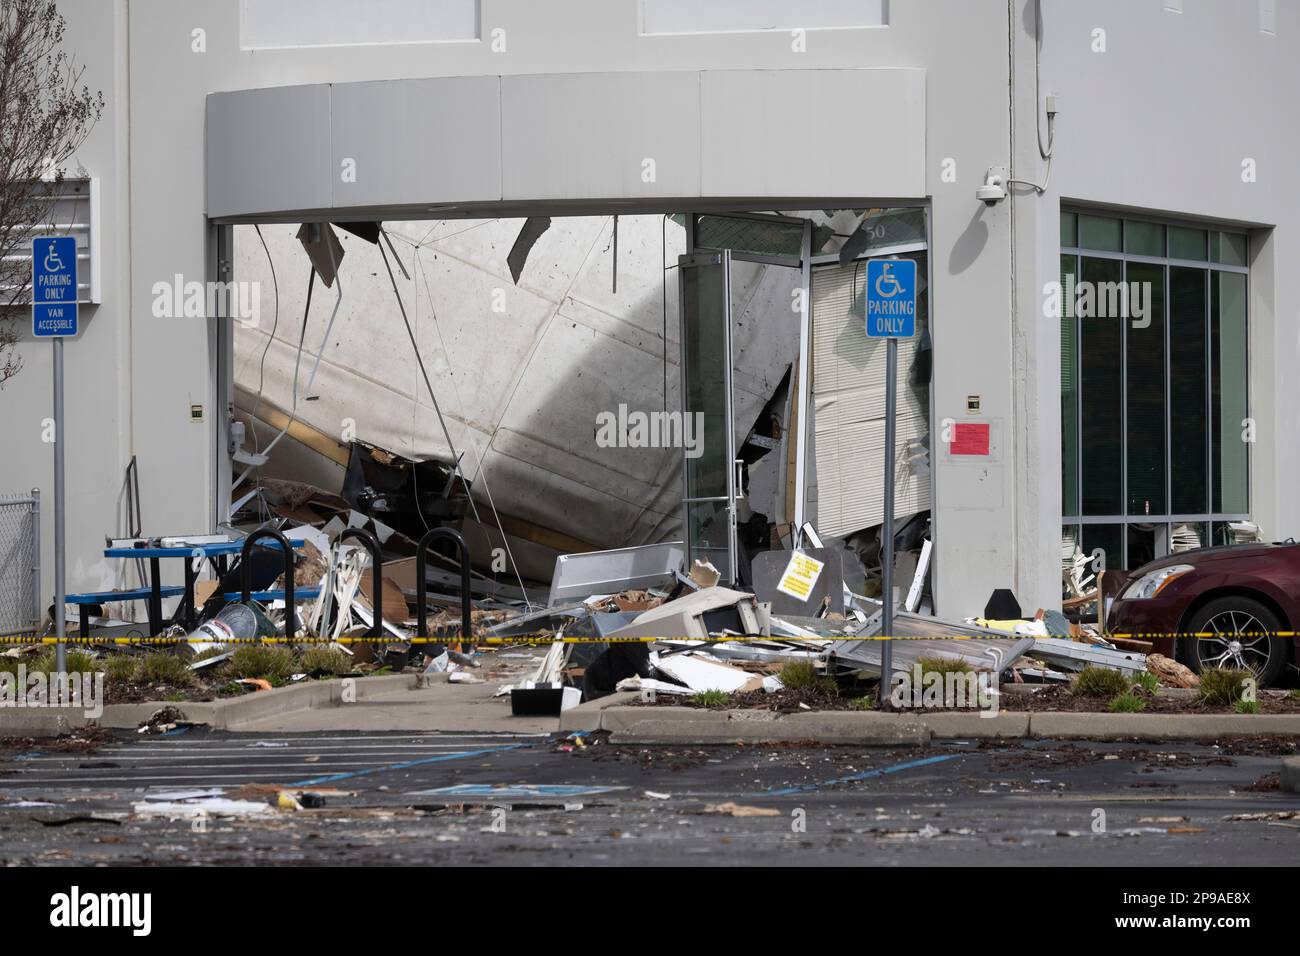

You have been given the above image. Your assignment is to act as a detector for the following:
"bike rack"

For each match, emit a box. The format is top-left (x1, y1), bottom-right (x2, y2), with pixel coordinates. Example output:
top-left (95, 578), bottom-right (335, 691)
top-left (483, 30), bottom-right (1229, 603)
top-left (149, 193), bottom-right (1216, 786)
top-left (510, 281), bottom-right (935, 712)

top-left (240, 528), bottom-right (296, 638)
top-left (338, 527), bottom-right (384, 638)
top-left (415, 527), bottom-right (473, 652)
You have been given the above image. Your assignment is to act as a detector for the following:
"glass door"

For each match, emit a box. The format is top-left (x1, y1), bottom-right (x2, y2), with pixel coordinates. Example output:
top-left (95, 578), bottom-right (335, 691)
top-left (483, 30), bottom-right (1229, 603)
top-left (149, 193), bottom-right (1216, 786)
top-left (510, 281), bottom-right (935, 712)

top-left (678, 251), bottom-right (738, 584)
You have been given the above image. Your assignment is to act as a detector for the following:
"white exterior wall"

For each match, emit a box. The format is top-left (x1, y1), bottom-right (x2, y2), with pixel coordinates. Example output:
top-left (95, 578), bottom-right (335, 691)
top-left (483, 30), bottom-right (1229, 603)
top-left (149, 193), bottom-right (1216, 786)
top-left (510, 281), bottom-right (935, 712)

top-left (1034, 0), bottom-right (1297, 556)
top-left (1, 0), bottom-right (1296, 620)
top-left (0, 1), bottom-right (134, 604)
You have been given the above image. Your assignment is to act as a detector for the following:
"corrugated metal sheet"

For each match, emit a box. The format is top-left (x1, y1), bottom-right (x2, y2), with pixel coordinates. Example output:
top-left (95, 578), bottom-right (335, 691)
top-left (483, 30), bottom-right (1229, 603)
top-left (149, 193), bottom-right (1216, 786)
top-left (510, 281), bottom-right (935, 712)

top-left (233, 216), bottom-right (798, 550)
top-left (811, 258), bottom-right (930, 536)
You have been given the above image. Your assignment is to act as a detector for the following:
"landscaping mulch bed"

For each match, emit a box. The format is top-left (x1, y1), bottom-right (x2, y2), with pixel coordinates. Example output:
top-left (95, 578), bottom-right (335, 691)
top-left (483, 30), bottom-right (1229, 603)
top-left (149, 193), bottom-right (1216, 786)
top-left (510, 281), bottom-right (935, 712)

top-left (998, 685), bottom-right (1300, 714)
top-left (103, 677), bottom-right (227, 705)
top-left (637, 686), bottom-right (871, 713)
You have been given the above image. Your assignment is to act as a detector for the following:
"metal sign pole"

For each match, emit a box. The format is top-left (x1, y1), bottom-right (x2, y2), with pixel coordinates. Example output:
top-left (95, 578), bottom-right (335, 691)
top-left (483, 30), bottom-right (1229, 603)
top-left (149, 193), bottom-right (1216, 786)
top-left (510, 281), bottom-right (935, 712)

top-left (53, 336), bottom-right (66, 676)
top-left (863, 255), bottom-right (915, 706)
top-left (879, 337), bottom-right (896, 704)
top-left (33, 235), bottom-right (78, 678)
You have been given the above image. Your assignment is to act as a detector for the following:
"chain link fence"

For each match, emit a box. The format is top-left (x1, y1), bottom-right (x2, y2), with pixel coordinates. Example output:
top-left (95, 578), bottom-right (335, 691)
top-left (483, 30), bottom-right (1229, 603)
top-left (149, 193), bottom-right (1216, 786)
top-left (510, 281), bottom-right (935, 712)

top-left (0, 490), bottom-right (40, 637)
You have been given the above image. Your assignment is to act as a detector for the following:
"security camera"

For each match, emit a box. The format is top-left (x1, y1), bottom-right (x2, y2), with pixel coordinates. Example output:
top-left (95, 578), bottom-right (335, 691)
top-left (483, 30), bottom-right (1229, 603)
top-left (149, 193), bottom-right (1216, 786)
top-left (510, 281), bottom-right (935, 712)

top-left (977, 167), bottom-right (1007, 206)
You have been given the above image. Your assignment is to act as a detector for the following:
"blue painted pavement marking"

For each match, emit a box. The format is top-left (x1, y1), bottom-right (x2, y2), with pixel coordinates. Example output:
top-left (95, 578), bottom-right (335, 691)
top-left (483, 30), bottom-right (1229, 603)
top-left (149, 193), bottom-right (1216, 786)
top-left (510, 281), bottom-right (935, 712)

top-left (288, 743), bottom-right (529, 786)
top-left (761, 753), bottom-right (959, 796)
top-left (409, 784), bottom-right (624, 798)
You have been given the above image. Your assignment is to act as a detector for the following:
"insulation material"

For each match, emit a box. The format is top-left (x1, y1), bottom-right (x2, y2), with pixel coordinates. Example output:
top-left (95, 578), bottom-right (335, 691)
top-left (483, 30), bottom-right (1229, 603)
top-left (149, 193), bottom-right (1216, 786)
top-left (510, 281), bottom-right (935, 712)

top-left (810, 260), bottom-right (930, 537)
top-left (233, 217), bottom-right (798, 550)
top-left (653, 652), bottom-right (755, 693)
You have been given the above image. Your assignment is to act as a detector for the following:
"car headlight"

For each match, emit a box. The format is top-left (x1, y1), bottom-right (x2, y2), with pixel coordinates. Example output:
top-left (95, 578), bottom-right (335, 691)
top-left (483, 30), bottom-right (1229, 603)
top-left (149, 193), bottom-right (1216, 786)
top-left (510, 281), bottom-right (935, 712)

top-left (1121, 564), bottom-right (1194, 600)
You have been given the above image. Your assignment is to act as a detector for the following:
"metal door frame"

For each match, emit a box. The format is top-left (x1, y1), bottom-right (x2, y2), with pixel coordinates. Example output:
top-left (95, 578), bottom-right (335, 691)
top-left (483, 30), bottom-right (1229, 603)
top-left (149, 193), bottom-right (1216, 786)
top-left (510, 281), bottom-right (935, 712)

top-left (678, 249), bottom-right (738, 583)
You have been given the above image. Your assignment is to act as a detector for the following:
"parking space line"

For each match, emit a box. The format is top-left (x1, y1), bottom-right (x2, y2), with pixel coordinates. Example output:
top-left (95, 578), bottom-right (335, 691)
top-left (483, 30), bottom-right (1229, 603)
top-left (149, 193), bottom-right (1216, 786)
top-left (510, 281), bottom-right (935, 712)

top-left (761, 754), bottom-right (960, 796)
top-left (289, 743), bottom-right (531, 786)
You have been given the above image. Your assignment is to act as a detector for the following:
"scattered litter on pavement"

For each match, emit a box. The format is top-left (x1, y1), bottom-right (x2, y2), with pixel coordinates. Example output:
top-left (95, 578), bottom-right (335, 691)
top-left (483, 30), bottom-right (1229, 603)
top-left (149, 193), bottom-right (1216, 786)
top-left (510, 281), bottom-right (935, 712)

top-left (136, 705), bottom-right (188, 735)
top-left (36, 815), bottom-right (122, 828)
top-left (133, 798), bottom-right (276, 820)
top-left (1223, 810), bottom-right (1300, 822)
top-left (696, 802), bottom-right (779, 818)
top-left (276, 790), bottom-right (327, 811)
top-left (407, 784), bottom-right (624, 800)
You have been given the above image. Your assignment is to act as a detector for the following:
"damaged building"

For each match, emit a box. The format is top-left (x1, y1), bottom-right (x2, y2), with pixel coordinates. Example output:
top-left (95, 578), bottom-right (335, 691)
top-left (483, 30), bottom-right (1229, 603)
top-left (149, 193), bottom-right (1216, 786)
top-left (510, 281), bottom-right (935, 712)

top-left (228, 210), bottom-right (933, 607)
top-left (2, 0), bottom-right (1296, 653)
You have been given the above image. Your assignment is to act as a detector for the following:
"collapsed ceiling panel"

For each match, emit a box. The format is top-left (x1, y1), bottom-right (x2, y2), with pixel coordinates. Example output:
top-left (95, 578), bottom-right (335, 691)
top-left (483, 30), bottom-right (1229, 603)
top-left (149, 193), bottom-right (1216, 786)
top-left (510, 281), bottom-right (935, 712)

top-left (232, 214), bottom-right (799, 552)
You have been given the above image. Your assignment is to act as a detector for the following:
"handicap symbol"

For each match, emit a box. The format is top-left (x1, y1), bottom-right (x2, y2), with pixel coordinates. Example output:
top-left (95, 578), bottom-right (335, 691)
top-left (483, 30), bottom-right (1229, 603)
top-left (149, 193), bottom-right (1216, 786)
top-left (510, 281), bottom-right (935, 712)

top-left (874, 262), bottom-right (903, 298)
top-left (43, 242), bottom-right (65, 273)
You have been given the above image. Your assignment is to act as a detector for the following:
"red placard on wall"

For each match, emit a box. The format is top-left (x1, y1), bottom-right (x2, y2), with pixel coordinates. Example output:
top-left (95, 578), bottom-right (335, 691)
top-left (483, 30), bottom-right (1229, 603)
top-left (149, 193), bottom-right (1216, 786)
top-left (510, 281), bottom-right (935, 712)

top-left (950, 422), bottom-right (990, 456)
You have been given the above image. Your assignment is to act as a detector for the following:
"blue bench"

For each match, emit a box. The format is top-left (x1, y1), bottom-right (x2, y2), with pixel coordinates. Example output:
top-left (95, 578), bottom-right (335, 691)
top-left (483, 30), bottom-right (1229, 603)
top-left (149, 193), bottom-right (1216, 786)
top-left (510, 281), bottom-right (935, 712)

top-left (65, 587), bottom-right (187, 638)
top-left (63, 585), bottom-right (322, 640)
top-left (221, 587), bottom-right (322, 603)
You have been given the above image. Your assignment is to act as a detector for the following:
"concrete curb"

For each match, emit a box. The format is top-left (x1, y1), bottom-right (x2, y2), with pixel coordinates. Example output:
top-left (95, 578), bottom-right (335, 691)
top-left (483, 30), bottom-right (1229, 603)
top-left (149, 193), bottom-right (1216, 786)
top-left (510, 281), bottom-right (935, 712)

top-left (567, 703), bottom-right (1300, 745)
top-left (559, 691), bottom-right (640, 732)
top-left (0, 674), bottom-right (419, 736)
top-left (1281, 756), bottom-right (1300, 794)
top-left (923, 711), bottom-right (1031, 738)
top-left (1027, 712), bottom-right (1300, 740)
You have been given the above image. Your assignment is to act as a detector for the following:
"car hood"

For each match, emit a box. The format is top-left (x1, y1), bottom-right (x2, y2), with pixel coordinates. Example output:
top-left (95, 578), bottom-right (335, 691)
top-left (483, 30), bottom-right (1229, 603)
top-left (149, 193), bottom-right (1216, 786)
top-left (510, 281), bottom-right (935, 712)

top-left (1130, 543), bottom-right (1296, 576)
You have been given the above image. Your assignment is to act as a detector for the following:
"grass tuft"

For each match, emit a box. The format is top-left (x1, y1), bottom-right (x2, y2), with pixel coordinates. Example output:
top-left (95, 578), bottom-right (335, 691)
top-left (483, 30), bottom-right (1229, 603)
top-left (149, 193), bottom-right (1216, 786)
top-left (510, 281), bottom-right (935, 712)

top-left (689, 689), bottom-right (730, 707)
top-left (778, 660), bottom-right (838, 695)
top-left (29, 648), bottom-right (99, 675)
top-left (101, 654), bottom-right (138, 683)
top-left (917, 656), bottom-right (972, 675)
top-left (223, 644), bottom-right (296, 682)
top-left (1199, 667), bottom-right (1252, 705)
top-left (1235, 698), bottom-right (1260, 715)
top-left (1072, 665), bottom-right (1133, 699)
top-left (296, 645), bottom-right (354, 676)
top-left (1132, 671), bottom-right (1160, 694)
top-left (849, 695), bottom-right (876, 711)
top-left (1108, 691), bottom-right (1146, 713)
top-left (135, 652), bottom-right (195, 687)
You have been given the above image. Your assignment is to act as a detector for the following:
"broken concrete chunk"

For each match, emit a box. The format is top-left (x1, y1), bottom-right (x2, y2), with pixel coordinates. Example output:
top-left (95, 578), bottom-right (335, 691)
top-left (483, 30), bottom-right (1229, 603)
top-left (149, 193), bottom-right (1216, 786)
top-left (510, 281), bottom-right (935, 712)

top-left (1147, 653), bottom-right (1200, 688)
top-left (688, 559), bottom-right (721, 589)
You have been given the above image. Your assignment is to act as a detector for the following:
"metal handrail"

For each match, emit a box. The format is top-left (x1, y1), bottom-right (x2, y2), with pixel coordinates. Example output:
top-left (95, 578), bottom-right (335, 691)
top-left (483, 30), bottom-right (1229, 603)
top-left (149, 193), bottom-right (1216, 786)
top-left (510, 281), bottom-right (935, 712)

top-left (240, 528), bottom-right (296, 638)
top-left (415, 528), bottom-right (472, 652)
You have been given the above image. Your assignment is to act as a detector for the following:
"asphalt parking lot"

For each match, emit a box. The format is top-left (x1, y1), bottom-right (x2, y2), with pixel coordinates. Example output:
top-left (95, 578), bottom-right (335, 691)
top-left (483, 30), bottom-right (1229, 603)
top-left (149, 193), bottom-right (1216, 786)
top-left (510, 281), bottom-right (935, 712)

top-left (1, 729), bottom-right (1296, 866)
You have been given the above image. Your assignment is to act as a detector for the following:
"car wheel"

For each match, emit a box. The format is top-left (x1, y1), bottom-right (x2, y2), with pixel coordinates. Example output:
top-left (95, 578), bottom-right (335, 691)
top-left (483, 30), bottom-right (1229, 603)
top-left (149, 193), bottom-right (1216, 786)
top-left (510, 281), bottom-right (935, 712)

top-left (1185, 596), bottom-right (1288, 686)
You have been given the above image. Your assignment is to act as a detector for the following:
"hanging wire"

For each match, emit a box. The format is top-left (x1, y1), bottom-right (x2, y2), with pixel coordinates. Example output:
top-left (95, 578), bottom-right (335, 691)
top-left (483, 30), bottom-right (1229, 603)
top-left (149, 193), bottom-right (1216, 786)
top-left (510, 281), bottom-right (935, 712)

top-left (234, 227), bottom-right (343, 493)
top-left (405, 236), bottom-right (536, 609)
top-left (248, 225), bottom-right (281, 523)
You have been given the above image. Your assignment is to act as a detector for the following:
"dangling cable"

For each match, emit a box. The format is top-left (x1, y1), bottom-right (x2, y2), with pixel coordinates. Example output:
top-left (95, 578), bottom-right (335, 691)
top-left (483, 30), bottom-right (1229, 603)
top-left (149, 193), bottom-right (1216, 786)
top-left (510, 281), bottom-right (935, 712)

top-left (407, 236), bottom-right (535, 609)
top-left (233, 265), bottom-right (314, 493)
top-left (246, 225), bottom-right (282, 522)
top-left (234, 227), bottom-right (344, 492)
top-left (249, 224), bottom-right (279, 456)
top-left (376, 230), bottom-right (469, 508)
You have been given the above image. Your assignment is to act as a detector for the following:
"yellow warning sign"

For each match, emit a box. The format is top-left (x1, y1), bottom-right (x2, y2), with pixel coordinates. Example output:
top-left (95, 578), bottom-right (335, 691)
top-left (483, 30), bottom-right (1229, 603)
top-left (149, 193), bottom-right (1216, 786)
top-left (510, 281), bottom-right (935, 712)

top-left (776, 552), bottom-right (824, 602)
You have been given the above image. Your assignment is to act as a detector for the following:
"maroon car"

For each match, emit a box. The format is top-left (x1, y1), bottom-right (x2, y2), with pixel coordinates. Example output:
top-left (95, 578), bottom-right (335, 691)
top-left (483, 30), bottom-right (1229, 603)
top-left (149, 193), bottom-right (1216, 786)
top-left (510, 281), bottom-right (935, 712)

top-left (1107, 542), bottom-right (1300, 686)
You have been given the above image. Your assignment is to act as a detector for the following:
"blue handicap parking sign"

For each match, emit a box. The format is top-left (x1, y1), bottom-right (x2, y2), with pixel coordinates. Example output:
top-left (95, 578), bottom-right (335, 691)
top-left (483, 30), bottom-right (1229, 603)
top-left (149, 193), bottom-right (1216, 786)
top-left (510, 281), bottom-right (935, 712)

top-left (865, 258), bottom-right (917, 338)
top-left (32, 235), bottom-right (79, 337)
